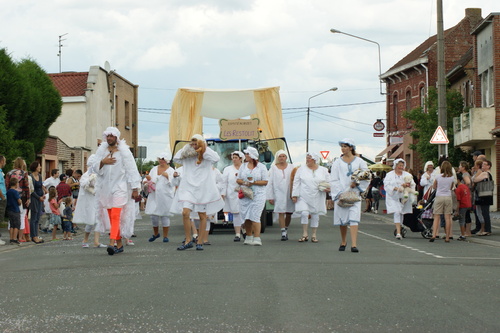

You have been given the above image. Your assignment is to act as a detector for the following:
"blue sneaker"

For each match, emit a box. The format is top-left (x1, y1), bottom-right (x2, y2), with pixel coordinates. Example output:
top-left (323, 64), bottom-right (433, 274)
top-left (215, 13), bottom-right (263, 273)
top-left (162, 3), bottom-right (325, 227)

top-left (115, 246), bottom-right (124, 254)
top-left (163, 237), bottom-right (169, 243)
top-left (196, 244), bottom-right (204, 251)
top-left (148, 234), bottom-right (160, 242)
top-left (177, 242), bottom-right (193, 251)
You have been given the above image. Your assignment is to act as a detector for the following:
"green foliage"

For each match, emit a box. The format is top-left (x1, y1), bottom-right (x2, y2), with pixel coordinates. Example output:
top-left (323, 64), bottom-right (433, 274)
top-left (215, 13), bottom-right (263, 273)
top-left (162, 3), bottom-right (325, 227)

top-left (404, 87), bottom-right (472, 167)
top-left (0, 48), bottom-right (62, 165)
top-left (136, 159), bottom-right (158, 174)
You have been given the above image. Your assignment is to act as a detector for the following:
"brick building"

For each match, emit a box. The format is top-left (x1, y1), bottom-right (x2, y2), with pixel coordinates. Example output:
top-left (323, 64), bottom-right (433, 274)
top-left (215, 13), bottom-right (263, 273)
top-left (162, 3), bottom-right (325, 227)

top-left (378, 8), bottom-right (483, 170)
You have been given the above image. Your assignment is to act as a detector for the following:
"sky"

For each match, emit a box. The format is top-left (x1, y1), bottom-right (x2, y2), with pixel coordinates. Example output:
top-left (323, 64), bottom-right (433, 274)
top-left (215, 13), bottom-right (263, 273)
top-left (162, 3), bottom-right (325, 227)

top-left (1, 0), bottom-right (498, 164)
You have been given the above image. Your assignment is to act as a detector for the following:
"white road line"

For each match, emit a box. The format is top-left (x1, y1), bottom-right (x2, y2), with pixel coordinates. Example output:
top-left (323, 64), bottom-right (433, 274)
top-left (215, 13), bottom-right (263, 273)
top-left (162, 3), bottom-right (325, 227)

top-left (358, 230), bottom-right (500, 260)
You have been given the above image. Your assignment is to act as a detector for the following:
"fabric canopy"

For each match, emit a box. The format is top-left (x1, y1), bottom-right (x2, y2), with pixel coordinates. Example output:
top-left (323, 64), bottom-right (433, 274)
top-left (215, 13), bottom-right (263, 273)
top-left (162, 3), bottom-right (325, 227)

top-left (169, 87), bottom-right (284, 149)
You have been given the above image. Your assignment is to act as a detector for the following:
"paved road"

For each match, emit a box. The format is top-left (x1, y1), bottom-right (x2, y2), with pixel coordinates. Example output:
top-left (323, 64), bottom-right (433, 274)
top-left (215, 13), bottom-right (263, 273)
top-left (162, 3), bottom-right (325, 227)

top-left (1, 208), bottom-right (500, 332)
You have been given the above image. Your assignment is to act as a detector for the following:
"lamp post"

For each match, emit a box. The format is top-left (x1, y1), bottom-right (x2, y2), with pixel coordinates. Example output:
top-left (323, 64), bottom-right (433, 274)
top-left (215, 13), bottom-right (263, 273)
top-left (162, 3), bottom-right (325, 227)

top-left (306, 87), bottom-right (338, 153)
top-left (330, 29), bottom-right (385, 95)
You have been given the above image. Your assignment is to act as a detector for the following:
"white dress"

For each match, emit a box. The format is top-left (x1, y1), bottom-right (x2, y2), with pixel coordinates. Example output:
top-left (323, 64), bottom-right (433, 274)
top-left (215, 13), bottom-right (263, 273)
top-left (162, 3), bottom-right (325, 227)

top-left (419, 171), bottom-right (436, 196)
top-left (292, 165), bottom-right (329, 215)
top-left (92, 143), bottom-right (142, 239)
top-left (144, 166), bottom-right (176, 217)
top-left (330, 156), bottom-right (369, 225)
top-left (173, 145), bottom-right (224, 215)
top-left (384, 170), bottom-right (415, 215)
top-left (266, 164), bottom-right (295, 213)
top-left (221, 164), bottom-right (241, 213)
top-left (72, 170), bottom-right (97, 225)
top-left (238, 162), bottom-right (268, 222)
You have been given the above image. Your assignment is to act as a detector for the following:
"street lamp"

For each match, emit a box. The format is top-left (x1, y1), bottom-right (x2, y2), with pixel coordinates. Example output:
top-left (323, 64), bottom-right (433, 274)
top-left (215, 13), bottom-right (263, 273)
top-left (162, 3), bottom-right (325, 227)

top-left (330, 28), bottom-right (385, 95)
top-left (306, 87), bottom-right (338, 153)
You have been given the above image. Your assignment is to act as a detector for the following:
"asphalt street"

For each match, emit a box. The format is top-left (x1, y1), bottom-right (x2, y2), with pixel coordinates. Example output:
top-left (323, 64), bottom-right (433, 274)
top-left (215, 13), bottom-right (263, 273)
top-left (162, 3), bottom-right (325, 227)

top-left (1, 204), bottom-right (500, 333)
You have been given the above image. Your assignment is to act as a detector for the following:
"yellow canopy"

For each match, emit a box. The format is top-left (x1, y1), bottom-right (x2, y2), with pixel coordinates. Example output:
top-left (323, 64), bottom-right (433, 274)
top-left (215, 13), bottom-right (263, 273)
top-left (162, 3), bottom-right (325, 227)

top-left (169, 87), bottom-right (284, 149)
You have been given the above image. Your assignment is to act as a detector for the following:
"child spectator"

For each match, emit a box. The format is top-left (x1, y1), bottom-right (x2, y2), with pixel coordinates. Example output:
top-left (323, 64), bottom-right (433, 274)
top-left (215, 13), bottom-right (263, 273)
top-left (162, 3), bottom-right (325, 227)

top-left (6, 178), bottom-right (22, 245)
top-left (61, 196), bottom-right (73, 240)
top-left (455, 173), bottom-right (472, 241)
top-left (48, 187), bottom-right (62, 241)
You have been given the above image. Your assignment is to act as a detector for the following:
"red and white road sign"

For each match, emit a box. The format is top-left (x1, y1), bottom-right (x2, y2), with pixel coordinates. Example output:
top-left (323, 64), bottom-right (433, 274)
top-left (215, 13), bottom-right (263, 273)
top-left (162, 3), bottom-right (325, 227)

top-left (320, 151), bottom-right (330, 159)
top-left (373, 133), bottom-right (384, 137)
top-left (430, 126), bottom-right (449, 144)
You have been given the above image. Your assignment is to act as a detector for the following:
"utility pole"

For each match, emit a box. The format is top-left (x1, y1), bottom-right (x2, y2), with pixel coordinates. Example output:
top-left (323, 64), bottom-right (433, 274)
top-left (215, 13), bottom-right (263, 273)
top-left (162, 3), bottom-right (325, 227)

top-left (436, 0), bottom-right (447, 158)
top-left (57, 33), bottom-right (68, 73)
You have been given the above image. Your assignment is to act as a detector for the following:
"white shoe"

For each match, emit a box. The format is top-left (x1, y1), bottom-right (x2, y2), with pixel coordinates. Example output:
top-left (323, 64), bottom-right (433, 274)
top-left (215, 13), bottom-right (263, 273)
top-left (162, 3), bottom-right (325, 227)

top-left (251, 237), bottom-right (262, 246)
top-left (127, 240), bottom-right (135, 246)
top-left (374, 210), bottom-right (378, 214)
top-left (82, 243), bottom-right (90, 248)
top-left (396, 234), bottom-right (402, 240)
top-left (244, 236), bottom-right (254, 245)
top-left (0, 239), bottom-right (5, 246)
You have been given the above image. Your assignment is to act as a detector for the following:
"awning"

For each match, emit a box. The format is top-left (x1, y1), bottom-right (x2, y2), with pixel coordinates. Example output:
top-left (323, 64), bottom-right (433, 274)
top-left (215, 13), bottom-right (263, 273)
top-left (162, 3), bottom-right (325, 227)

top-left (388, 144), bottom-right (404, 160)
top-left (375, 144), bottom-right (397, 158)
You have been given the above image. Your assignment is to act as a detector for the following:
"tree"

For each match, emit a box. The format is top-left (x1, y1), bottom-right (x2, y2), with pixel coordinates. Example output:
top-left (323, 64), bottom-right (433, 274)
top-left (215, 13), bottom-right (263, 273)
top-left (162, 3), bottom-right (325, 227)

top-left (0, 48), bottom-right (62, 165)
top-left (404, 86), bottom-right (471, 167)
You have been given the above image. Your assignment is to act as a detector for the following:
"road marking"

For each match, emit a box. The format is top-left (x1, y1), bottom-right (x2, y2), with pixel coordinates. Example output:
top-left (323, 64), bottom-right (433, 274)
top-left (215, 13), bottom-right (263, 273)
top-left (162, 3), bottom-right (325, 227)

top-left (358, 230), bottom-right (500, 260)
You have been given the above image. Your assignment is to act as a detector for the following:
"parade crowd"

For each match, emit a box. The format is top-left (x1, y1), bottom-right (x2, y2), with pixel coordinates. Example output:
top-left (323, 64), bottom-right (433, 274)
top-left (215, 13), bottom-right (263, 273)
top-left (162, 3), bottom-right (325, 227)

top-left (0, 128), bottom-right (494, 254)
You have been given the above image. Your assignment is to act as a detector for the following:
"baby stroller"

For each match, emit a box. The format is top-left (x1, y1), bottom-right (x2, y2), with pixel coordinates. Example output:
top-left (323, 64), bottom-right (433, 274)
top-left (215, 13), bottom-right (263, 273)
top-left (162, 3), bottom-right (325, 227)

top-left (394, 190), bottom-right (435, 239)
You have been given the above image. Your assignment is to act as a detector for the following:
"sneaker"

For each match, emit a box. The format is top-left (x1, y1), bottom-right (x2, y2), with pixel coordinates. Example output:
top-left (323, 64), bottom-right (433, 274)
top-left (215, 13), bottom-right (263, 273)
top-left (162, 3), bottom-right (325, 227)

top-left (458, 236), bottom-right (466, 241)
top-left (234, 236), bottom-right (241, 242)
top-left (82, 243), bottom-right (90, 248)
top-left (94, 244), bottom-right (107, 248)
top-left (196, 244), bottom-right (204, 251)
top-left (148, 234), bottom-right (160, 242)
top-left (177, 241), bottom-right (193, 251)
top-left (115, 246), bottom-right (124, 254)
top-left (0, 239), bottom-right (5, 245)
top-left (252, 237), bottom-right (262, 246)
top-left (127, 240), bottom-right (135, 246)
top-left (395, 234), bottom-right (402, 240)
top-left (107, 245), bottom-right (116, 256)
top-left (374, 210), bottom-right (378, 214)
top-left (163, 237), bottom-right (169, 243)
top-left (244, 236), bottom-right (254, 245)
top-left (281, 234), bottom-right (288, 241)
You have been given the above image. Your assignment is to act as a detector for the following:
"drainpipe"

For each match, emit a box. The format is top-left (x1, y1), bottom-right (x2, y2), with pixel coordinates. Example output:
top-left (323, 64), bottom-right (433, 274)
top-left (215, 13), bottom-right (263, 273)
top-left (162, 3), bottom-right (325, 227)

top-left (112, 81), bottom-right (116, 126)
top-left (421, 63), bottom-right (429, 104)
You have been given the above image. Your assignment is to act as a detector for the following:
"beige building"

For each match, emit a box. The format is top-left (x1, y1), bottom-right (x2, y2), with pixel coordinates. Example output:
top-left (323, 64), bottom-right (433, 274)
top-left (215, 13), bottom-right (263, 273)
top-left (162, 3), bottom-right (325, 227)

top-left (39, 64), bottom-right (139, 176)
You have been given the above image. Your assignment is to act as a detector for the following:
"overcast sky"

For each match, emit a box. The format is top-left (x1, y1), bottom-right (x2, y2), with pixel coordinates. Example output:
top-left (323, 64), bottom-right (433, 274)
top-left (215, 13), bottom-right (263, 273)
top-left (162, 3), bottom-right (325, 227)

top-left (1, 0), bottom-right (498, 164)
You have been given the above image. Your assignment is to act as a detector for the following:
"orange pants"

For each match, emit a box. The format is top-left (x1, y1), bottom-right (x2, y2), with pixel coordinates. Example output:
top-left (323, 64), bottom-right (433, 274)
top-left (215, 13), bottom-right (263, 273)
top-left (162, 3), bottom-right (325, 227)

top-left (107, 208), bottom-right (122, 240)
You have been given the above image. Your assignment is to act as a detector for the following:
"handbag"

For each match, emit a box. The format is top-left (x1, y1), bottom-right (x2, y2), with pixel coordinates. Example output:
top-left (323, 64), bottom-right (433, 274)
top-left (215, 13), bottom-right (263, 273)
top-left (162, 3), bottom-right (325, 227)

top-left (235, 185), bottom-right (253, 199)
top-left (238, 189), bottom-right (245, 199)
top-left (337, 190), bottom-right (361, 208)
top-left (477, 177), bottom-right (494, 197)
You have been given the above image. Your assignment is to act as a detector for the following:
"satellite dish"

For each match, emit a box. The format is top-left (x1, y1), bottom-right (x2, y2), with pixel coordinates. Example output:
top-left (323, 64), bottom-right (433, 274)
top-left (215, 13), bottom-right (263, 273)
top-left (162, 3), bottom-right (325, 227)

top-left (104, 61), bottom-right (111, 72)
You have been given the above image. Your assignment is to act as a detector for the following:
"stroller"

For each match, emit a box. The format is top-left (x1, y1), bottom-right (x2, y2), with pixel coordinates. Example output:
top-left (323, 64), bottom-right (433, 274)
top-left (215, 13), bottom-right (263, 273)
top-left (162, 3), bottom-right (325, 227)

top-left (394, 190), bottom-right (435, 239)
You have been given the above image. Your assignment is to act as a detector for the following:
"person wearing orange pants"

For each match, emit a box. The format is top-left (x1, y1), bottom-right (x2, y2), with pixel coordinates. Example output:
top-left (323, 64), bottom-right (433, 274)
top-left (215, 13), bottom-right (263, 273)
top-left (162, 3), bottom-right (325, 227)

top-left (93, 127), bottom-right (141, 255)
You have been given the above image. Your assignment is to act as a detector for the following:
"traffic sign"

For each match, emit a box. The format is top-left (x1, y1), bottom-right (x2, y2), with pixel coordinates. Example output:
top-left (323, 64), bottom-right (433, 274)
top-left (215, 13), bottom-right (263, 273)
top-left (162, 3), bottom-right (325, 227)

top-left (320, 151), bottom-right (330, 159)
top-left (373, 120), bottom-right (385, 131)
top-left (429, 126), bottom-right (449, 144)
top-left (373, 133), bottom-right (384, 137)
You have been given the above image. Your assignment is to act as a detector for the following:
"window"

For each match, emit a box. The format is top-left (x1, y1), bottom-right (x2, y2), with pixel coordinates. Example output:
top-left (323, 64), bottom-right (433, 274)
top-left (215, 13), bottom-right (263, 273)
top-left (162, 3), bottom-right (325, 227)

top-left (420, 86), bottom-right (426, 109)
top-left (405, 90), bottom-right (411, 111)
top-left (125, 100), bottom-right (130, 129)
top-left (392, 93), bottom-right (398, 125)
top-left (481, 67), bottom-right (494, 107)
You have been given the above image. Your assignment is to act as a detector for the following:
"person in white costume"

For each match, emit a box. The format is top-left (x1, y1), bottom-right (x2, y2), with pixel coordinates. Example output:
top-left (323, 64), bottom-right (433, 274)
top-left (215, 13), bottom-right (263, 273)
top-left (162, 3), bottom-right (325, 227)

top-left (419, 161), bottom-right (436, 198)
top-left (292, 152), bottom-right (329, 243)
top-left (237, 147), bottom-right (269, 246)
top-left (383, 158), bottom-right (415, 240)
top-left (145, 151), bottom-right (176, 243)
top-left (267, 150), bottom-right (295, 241)
top-left (92, 127), bottom-right (142, 256)
top-left (330, 139), bottom-right (369, 253)
top-left (221, 151), bottom-right (245, 242)
top-left (173, 134), bottom-right (224, 251)
top-left (74, 154), bottom-right (106, 249)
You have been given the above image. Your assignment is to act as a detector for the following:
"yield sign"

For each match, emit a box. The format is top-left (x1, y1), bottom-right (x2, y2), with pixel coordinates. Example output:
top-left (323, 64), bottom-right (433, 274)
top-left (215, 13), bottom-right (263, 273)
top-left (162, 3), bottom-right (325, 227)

top-left (430, 126), bottom-right (449, 144)
top-left (320, 151), bottom-right (330, 159)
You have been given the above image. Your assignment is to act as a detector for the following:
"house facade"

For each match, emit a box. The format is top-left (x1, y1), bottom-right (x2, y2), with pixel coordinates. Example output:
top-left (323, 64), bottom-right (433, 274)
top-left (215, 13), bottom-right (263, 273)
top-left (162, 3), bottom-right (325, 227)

top-left (39, 65), bottom-right (139, 175)
top-left (378, 8), bottom-right (484, 170)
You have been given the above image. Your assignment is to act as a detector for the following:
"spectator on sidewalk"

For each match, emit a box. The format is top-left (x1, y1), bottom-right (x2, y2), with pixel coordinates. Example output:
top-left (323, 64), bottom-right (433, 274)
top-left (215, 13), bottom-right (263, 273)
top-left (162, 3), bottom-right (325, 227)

top-left (0, 155), bottom-right (7, 245)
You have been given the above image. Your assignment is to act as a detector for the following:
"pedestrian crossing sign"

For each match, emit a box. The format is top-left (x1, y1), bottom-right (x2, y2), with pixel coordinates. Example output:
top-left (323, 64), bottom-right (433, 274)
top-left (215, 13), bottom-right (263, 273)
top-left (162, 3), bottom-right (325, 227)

top-left (430, 126), bottom-right (449, 144)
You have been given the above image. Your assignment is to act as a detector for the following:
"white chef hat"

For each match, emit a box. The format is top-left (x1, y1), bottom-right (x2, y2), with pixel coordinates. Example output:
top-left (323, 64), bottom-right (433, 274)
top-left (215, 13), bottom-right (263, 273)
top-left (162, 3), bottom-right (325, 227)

top-left (232, 151), bottom-right (244, 159)
top-left (306, 152), bottom-right (321, 164)
top-left (191, 134), bottom-right (206, 142)
top-left (243, 147), bottom-right (259, 160)
top-left (157, 151), bottom-right (172, 162)
top-left (393, 158), bottom-right (406, 169)
top-left (102, 127), bottom-right (121, 143)
top-left (339, 138), bottom-right (356, 151)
